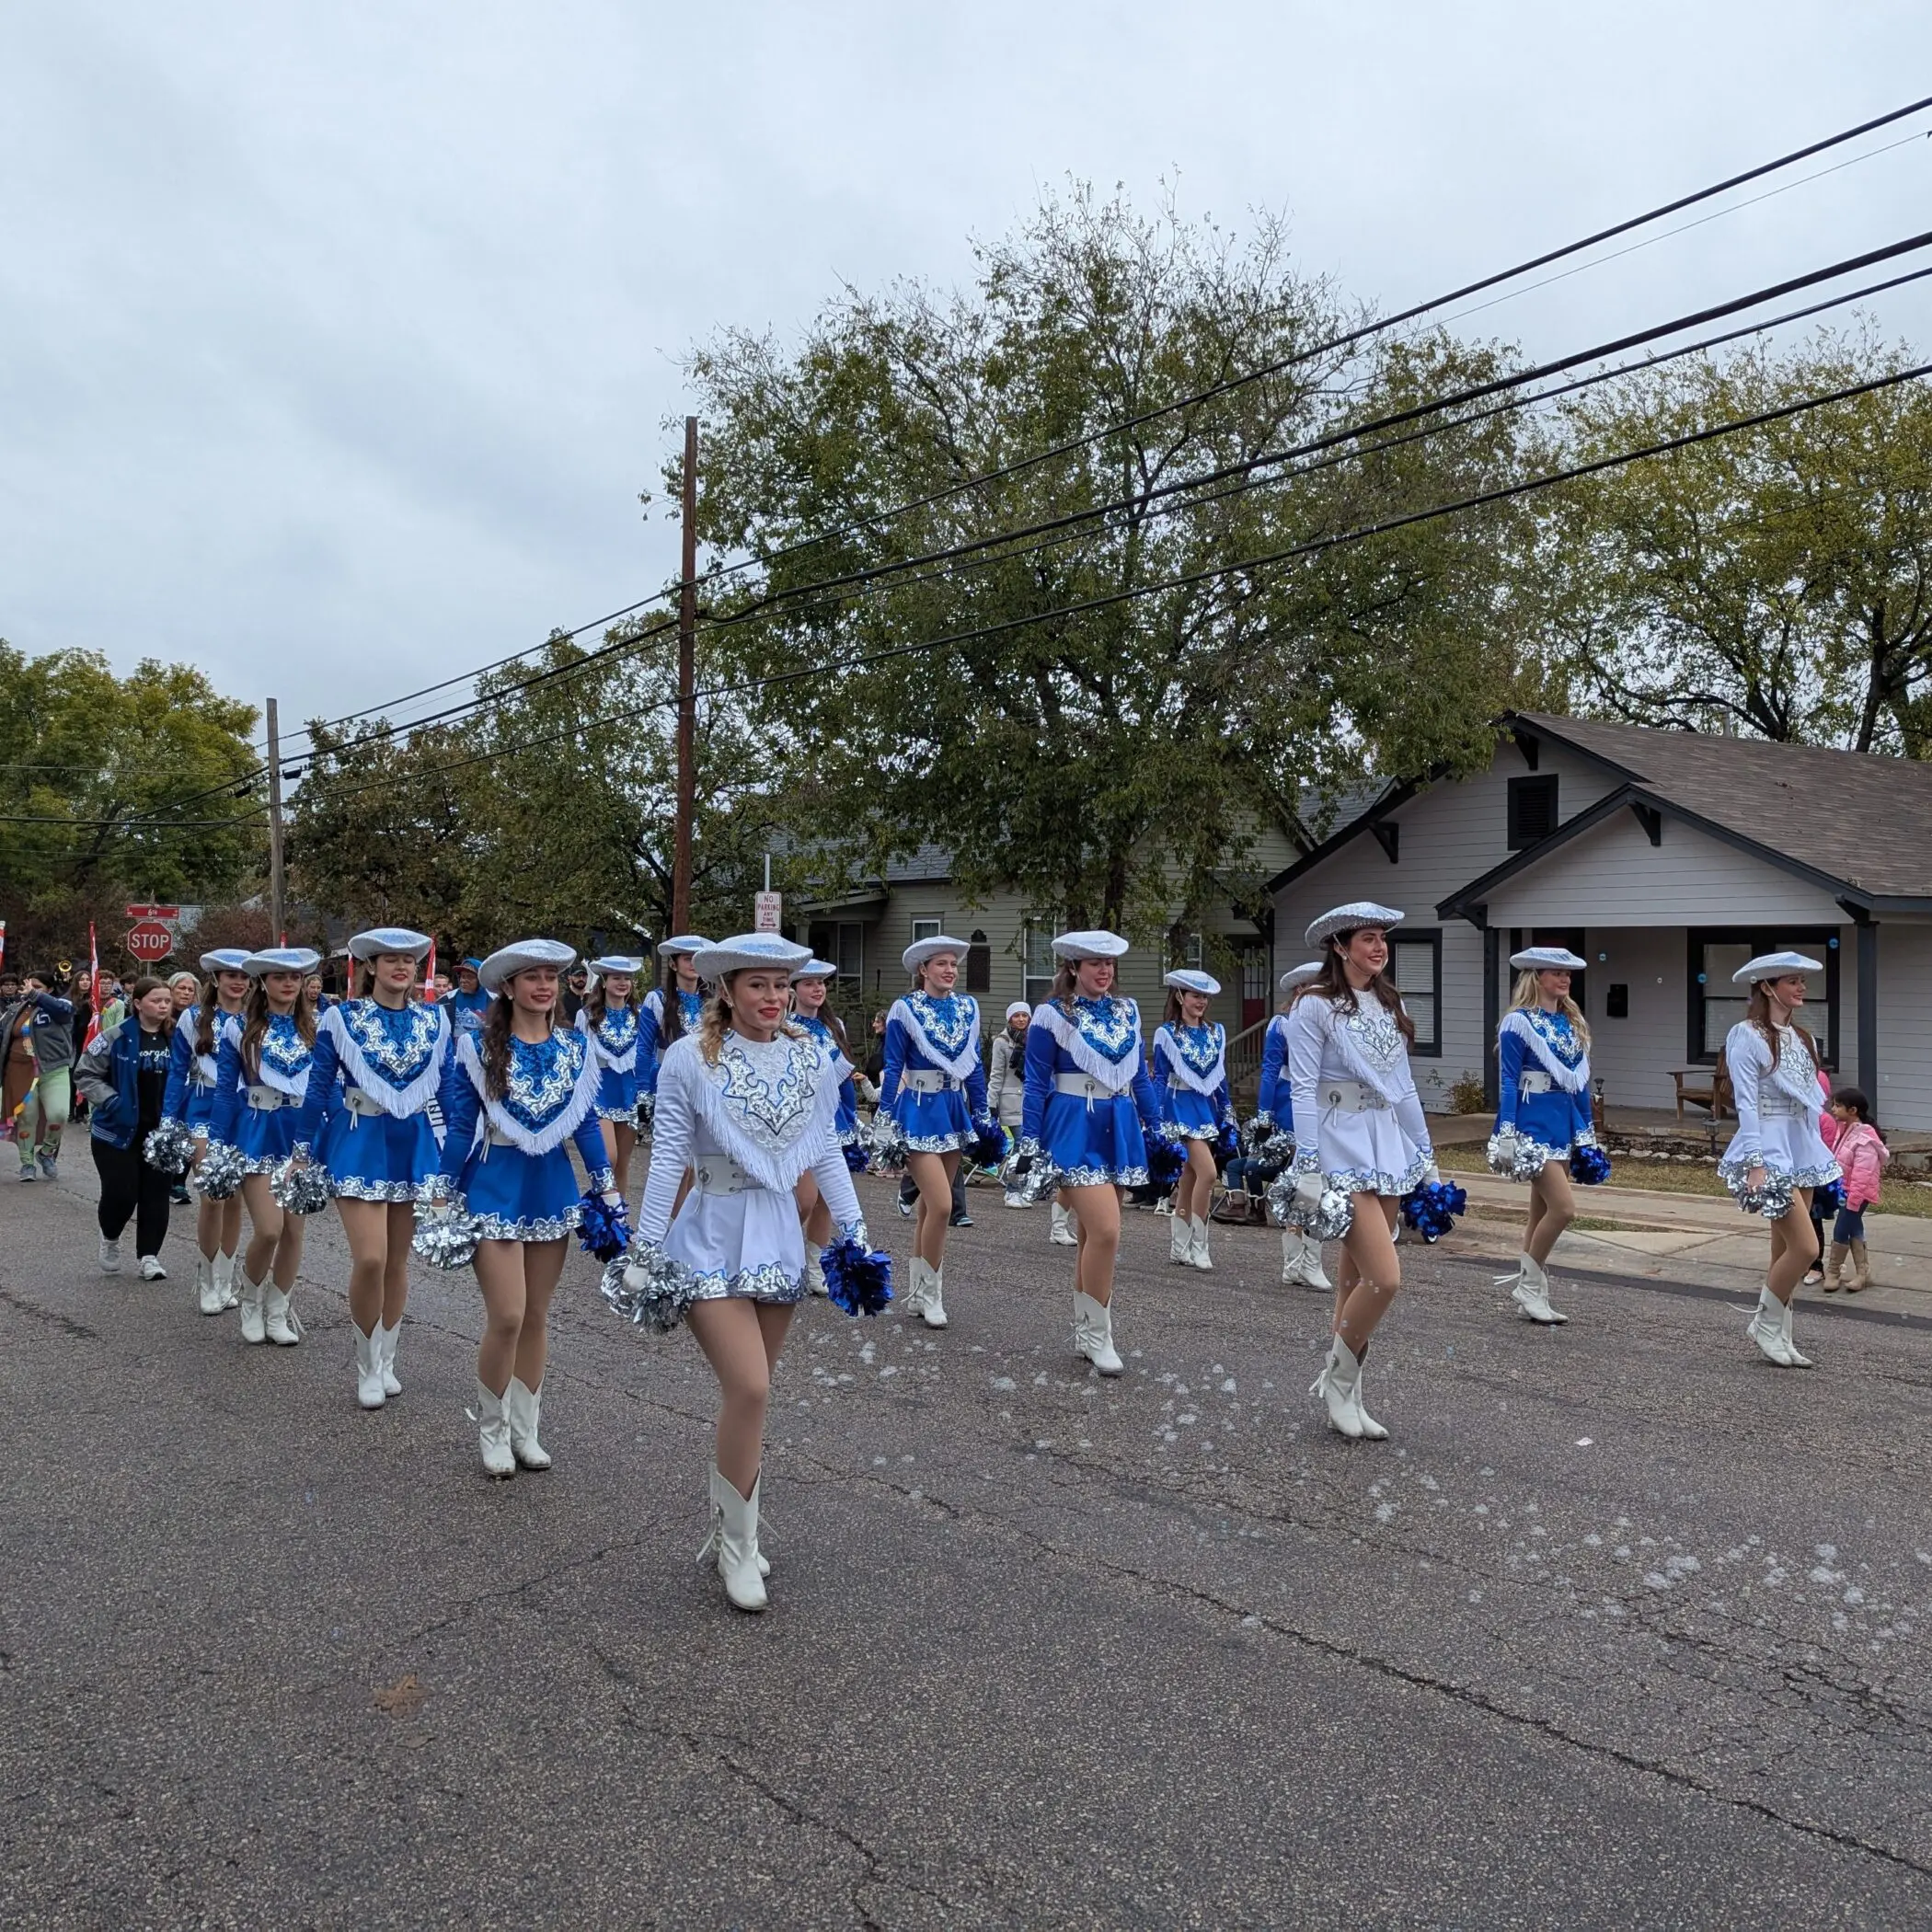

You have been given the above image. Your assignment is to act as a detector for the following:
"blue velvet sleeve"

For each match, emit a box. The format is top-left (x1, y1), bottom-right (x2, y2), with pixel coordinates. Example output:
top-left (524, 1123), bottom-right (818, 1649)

top-left (1258, 1016), bottom-right (1286, 1122)
top-left (208, 1028), bottom-right (246, 1146)
top-left (637, 995), bottom-right (663, 1096)
top-left (1495, 1023), bottom-right (1524, 1135)
top-left (161, 1020), bottom-right (197, 1124)
top-left (880, 1015), bottom-right (910, 1111)
top-left (438, 1050), bottom-right (479, 1188)
top-left (1019, 1016), bottom-right (1054, 1148)
top-left (293, 1016), bottom-right (341, 1155)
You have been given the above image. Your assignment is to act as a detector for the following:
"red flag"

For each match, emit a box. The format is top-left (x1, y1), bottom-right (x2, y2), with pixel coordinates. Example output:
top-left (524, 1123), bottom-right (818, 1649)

top-left (83, 923), bottom-right (101, 1049)
top-left (424, 939), bottom-right (437, 1003)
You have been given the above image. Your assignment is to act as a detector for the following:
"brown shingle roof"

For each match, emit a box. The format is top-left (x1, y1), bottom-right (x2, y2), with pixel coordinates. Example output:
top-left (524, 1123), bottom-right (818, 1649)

top-left (1514, 712), bottom-right (1932, 899)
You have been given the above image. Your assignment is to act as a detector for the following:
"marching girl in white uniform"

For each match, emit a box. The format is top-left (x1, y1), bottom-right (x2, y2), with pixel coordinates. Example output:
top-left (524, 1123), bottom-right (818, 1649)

top-left (878, 936), bottom-right (992, 1329)
top-left (206, 948), bottom-right (321, 1348)
top-left (293, 928), bottom-right (450, 1409)
top-left (1152, 969), bottom-right (1236, 1272)
top-left (1014, 931), bottom-right (1166, 1374)
top-left (577, 955), bottom-right (646, 1199)
top-left (620, 935), bottom-right (870, 1612)
top-left (1255, 961), bottom-right (1328, 1288)
top-left (1286, 904), bottom-right (1439, 1440)
top-left (789, 957), bottom-right (860, 1295)
top-left (638, 936), bottom-right (709, 1121)
top-left (1489, 946), bottom-right (1600, 1326)
top-left (435, 939), bottom-right (618, 1475)
top-left (159, 947), bottom-right (252, 1315)
top-left (1718, 952), bottom-right (1837, 1369)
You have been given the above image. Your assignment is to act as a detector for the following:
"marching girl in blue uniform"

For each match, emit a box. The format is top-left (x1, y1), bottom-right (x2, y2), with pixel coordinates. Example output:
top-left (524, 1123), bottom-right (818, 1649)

top-left (161, 947), bottom-right (253, 1315)
top-left (577, 955), bottom-right (645, 1199)
top-left (1287, 904), bottom-right (1440, 1442)
top-left (879, 936), bottom-right (990, 1330)
top-left (638, 936), bottom-right (709, 1120)
top-left (789, 957), bottom-right (859, 1295)
top-left (1489, 946), bottom-right (1600, 1327)
top-left (1014, 931), bottom-right (1165, 1375)
top-left (1255, 961), bottom-right (1328, 1288)
top-left (435, 939), bottom-right (617, 1477)
top-left (1153, 968), bottom-right (1236, 1273)
top-left (292, 928), bottom-right (449, 1409)
top-left (207, 947), bottom-right (321, 1348)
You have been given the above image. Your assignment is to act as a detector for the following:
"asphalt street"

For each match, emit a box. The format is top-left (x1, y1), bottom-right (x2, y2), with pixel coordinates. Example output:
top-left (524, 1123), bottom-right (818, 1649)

top-left (6, 1165), bottom-right (1932, 1929)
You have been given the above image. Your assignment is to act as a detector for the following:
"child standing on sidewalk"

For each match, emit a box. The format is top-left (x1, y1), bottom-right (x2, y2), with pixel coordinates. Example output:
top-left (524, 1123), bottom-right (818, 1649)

top-left (1823, 1087), bottom-right (1888, 1294)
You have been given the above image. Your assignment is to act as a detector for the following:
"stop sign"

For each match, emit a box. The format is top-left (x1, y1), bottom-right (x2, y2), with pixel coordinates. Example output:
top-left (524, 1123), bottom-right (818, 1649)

top-left (127, 920), bottom-right (174, 962)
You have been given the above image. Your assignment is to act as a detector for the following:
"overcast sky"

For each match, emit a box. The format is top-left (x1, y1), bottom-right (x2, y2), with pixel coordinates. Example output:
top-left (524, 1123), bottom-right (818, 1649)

top-left (4, 2), bottom-right (1927, 759)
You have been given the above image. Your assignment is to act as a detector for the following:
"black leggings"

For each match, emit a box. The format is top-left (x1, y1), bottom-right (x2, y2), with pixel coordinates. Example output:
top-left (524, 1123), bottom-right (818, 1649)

top-left (91, 1136), bottom-right (172, 1258)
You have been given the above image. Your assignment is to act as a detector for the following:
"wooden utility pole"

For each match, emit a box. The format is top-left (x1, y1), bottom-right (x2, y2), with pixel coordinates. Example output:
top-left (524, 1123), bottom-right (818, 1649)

top-left (672, 414), bottom-right (697, 934)
top-left (266, 696), bottom-right (287, 943)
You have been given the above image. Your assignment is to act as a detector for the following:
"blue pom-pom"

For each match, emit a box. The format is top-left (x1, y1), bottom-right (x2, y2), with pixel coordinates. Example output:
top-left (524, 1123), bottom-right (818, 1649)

top-left (1213, 1119), bottom-right (1240, 1163)
top-left (576, 1190), bottom-right (631, 1262)
top-left (1811, 1178), bottom-right (1845, 1215)
top-left (1569, 1142), bottom-right (1613, 1187)
top-left (822, 1236), bottom-right (894, 1317)
top-left (1144, 1134), bottom-right (1188, 1188)
top-left (191, 1140), bottom-right (247, 1201)
top-left (144, 1118), bottom-right (197, 1177)
top-left (842, 1139), bottom-right (870, 1173)
top-left (1400, 1179), bottom-right (1467, 1244)
top-left (969, 1115), bottom-right (1009, 1168)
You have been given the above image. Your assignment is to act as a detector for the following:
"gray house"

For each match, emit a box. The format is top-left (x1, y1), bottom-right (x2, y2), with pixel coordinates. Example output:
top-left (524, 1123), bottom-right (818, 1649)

top-left (1268, 712), bottom-right (1932, 1129)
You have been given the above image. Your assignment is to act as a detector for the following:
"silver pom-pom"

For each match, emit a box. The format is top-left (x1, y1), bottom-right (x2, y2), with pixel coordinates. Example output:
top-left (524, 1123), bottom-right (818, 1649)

top-left (865, 1111), bottom-right (909, 1177)
top-left (1267, 1171), bottom-right (1352, 1242)
top-left (191, 1140), bottom-right (247, 1201)
top-left (143, 1118), bottom-right (197, 1177)
top-left (412, 1205), bottom-right (481, 1270)
top-left (270, 1156), bottom-right (332, 1216)
top-left (998, 1146), bottom-right (1060, 1205)
top-left (1486, 1132), bottom-right (1547, 1181)
top-left (1723, 1165), bottom-right (1796, 1221)
top-left (602, 1246), bottom-right (700, 1333)
top-left (635, 1091), bottom-right (655, 1133)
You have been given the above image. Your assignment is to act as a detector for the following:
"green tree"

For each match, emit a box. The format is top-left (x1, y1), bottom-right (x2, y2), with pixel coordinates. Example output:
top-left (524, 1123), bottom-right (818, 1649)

top-left (679, 185), bottom-right (1536, 936)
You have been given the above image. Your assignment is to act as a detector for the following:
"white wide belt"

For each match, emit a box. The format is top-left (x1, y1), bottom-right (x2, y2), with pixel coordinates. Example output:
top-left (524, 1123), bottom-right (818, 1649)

top-left (247, 1087), bottom-right (298, 1110)
top-left (190, 1071), bottom-right (215, 1089)
top-left (484, 1125), bottom-right (523, 1149)
top-left (342, 1088), bottom-right (385, 1120)
top-left (693, 1156), bottom-right (758, 1195)
top-left (903, 1069), bottom-right (961, 1093)
top-left (1519, 1070), bottom-right (1553, 1096)
top-left (1319, 1079), bottom-right (1388, 1114)
top-left (1055, 1072), bottom-right (1124, 1100)
top-left (1757, 1095), bottom-right (1806, 1119)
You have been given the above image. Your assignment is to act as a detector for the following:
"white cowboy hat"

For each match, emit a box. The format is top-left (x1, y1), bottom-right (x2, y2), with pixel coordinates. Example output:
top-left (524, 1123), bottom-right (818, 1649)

top-left (1511, 946), bottom-right (1588, 972)
top-left (1731, 950), bottom-right (1823, 985)
top-left (692, 933), bottom-right (814, 981)
top-left (1163, 969), bottom-right (1221, 996)
top-left (658, 935), bottom-right (710, 957)
top-left (347, 927), bottom-right (434, 962)
top-left (199, 948), bottom-right (253, 975)
top-left (1052, 929), bottom-right (1129, 960)
top-left (1278, 960), bottom-right (1322, 994)
top-left (1305, 902), bottom-right (1404, 949)
top-left (903, 935), bottom-right (970, 974)
top-left (478, 938), bottom-right (577, 996)
top-left (241, 948), bottom-right (322, 977)
top-left (793, 957), bottom-right (840, 980)
top-left (586, 955), bottom-right (645, 977)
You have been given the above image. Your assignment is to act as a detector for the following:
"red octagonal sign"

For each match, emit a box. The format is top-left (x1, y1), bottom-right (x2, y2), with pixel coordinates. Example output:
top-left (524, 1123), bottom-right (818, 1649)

top-left (127, 920), bottom-right (174, 962)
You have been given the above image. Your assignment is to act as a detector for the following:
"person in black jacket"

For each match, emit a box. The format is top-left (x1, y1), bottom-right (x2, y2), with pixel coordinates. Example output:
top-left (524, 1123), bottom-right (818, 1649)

top-left (74, 975), bottom-right (178, 1278)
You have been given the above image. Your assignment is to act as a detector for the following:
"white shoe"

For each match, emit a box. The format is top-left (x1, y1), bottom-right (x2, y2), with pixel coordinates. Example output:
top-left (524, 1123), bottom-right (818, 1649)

top-left (237, 1267), bottom-right (267, 1344)
top-left (1003, 1192), bottom-right (1030, 1210)
top-left (1073, 1290), bottom-right (1123, 1374)
top-left (507, 1376), bottom-right (552, 1468)
top-left (263, 1285), bottom-right (304, 1346)
top-left (1780, 1294), bottom-right (1815, 1370)
top-left (354, 1327), bottom-right (386, 1409)
top-left (1508, 1253), bottom-right (1567, 1326)
top-left (1190, 1216), bottom-right (1213, 1271)
top-left (921, 1264), bottom-right (949, 1329)
top-left (216, 1251), bottom-right (239, 1308)
top-left (1747, 1287), bottom-right (1795, 1366)
top-left (98, 1236), bottom-right (121, 1275)
top-left (1294, 1236), bottom-right (1332, 1292)
top-left (1169, 1215), bottom-right (1192, 1265)
top-left (1353, 1346), bottom-right (1390, 1441)
top-left (378, 1318), bottom-right (403, 1397)
top-left (476, 1380), bottom-right (516, 1478)
top-left (1311, 1336), bottom-right (1367, 1439)
top-left (1050, 1204), bottom-right (1078, 1247)
top-left (140, 1254), bottom-right (167, 1281)
top-left (805, 1249), bottom-right (829, 1296)
top-left (701, 1466), bottom-right (768, 1612)
top-left (196, 1254), bottom-right (224, 1316)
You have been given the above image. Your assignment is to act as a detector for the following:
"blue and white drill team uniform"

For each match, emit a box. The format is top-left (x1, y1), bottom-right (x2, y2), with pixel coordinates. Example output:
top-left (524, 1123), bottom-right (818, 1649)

top-left (578, 1003), bottom-right (642, 1121)
top-left (293, 998), bottom-right (451, 1201)
top-left (880, 991), bottom-right (988, 1154)
top-left (207, 1015), bottom-right (314, 1171)
top-left (1151, 1019), bottom-right (1236, 1143)
top-left (1018, 995), bottom-right (1163, 1187)
top-left (1492, 1006), bottom-right (1597, 1167)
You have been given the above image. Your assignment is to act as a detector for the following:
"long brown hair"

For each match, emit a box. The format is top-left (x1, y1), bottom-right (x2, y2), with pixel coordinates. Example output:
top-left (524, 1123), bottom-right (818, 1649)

top-left (1049, 959), bottom-right (1122, 1018)
top-left (479, 979), bottom-right (557, 1098)
top-left (1747, 981), bottom-right (1819, 1067)
top-left (1161, 987), bottom-right (1214, 1029)
top-left (659, 957), bottom-right (694, 1046)
top-left (584, 971), bottom-right (635, 1031)
top-left (238, 974), bottom-right (316, 1079)
top-left (1298, 937), bottom-right (1417, 1044)
top-left (194, 971), bottom-right (248, 1056)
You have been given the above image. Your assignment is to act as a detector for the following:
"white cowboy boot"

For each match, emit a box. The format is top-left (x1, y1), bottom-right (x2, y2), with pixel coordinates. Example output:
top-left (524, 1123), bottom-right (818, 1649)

top-left (1050, 1203), bottom-right (1078, 1247)
top-left (378, 1318), bottom-right (403, 1397)
top-left (263, 1285), bottom-right (304, 1346)
top-left (1169, 1214), bottom-right (1191, 1265)
top-left (1747, 1287), bottom-right (1795, 1366)
top-left (1073, 1291), bottom-right (1123, 1374)
top-left (1295, 1236), bottom-right (1332, 1292)
top-left (475, 1380), bottom-right (515, 1478)
top-left (196, 1253), bottom-right (224, 1317)
top-left (1311, 1336), bottom-right (1366, 1439)
top-left (902, 1256), bottom-right (929, 1321)
top-left (216, 1250), bottom-right (240, 1308)
top-left (1190, 1217), bottom-right (1213, 1271)
top-left (805, 1248), bottom-right (828, 1296)
top-left (1512, 1254), bottom-right (1567, 1326)
top-left (1280, 1229), bottom-right (1302, 1284)
top-left (920, 1264), bottom-right (948, 1329)
top-left (1353, 1344), bottom-right (1390, 1441)
top-left (353, 1326), bottom-right (386, 1409)
top-left (701, 1466), bottom-right (768, 1612)
top-left (237, 1264), bottom-right (268, 1344)
top-left (507, 1376), bottom-right (552, 1467)
top-left (1779, 1294), bottom-right (1815, 1370)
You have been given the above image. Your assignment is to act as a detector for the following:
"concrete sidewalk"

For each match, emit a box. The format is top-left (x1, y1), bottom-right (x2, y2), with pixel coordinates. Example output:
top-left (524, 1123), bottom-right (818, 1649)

top-left (1438, 1171), bottom-right (1931, 1315)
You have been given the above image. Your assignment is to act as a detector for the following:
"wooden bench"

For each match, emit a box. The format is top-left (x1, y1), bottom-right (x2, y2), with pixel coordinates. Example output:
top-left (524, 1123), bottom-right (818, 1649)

top-left (1671, 1053), bottom-right (1732, 1122)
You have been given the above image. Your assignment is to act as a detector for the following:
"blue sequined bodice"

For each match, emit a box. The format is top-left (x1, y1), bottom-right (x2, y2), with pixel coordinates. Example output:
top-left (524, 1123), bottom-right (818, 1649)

top-left (905, 991), bottom-right (975, 1058)
top-left (257, 1013), bottom-right (312, 1079)
top-left (706, 1030), bottom-right (823, 1154)
top-left (499, 1029), bottom-right (590, 1132)
top-left (1165, 1021), bottom-right (1223, 1078)
top-left (677, 987), bottom-right (704, 1026)
top-left (342, 999), bottom-right (443, 1086)
top-left (593, 1005), bottom-right (639, 1053)
top-left (1070, 996), bottom-right (1138, 1064)
top-left (1523, 1006), bottom-right (1583, 1067)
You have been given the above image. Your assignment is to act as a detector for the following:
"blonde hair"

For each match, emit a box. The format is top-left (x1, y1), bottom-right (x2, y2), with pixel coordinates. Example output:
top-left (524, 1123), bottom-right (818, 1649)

top-left (1508, 970), bottom-right (1592, 1050)
top-left (697, 973), bottom-right (805, 1064)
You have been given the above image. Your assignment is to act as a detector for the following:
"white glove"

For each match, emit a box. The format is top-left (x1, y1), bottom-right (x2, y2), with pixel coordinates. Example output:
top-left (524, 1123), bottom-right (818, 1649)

top-left (1422, 1157), bottom-right (1442, 1186)
top-left (1294, 1168), bottom-right (1325, 1207)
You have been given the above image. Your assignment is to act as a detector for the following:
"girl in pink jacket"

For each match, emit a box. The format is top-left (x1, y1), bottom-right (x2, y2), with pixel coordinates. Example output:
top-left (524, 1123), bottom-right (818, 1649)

top-left (1823, 1087), bottom-right (1888, 1293)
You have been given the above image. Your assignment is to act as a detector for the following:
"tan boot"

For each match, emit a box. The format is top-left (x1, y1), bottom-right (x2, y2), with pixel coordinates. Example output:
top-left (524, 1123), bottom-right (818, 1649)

top-left (1848, 1239), bottom-right (1872, 1293)
top-left (1823, 1242), bottom-right (1848, 1293)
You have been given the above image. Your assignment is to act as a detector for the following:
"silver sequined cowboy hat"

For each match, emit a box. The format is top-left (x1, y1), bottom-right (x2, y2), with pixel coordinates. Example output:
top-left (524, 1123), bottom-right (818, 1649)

top-left (1304, 903), bottom-right (1404, 949)
top-left (903, 935), bottom-right (970, 974)
top-left (1732, 950), bottom-right (1823, 985)
top-left (478, 938), bottom-right (577, 996)
top-left (692, 934), bottom-right (814, 981)
top-left (1163, 969), bottom-right (1221, 995)
top-left (241, 947), bottom-right (323, 977)
top-left (1051, 929), bottom-right (1129, 960)
top-left (347, 927), bottom-right (434, 962)
top-left (1278, 960), bottom-right (1322, 994)
top-left (1511, 946), bottom-right (1587, 972)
